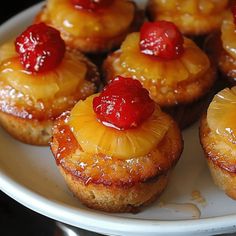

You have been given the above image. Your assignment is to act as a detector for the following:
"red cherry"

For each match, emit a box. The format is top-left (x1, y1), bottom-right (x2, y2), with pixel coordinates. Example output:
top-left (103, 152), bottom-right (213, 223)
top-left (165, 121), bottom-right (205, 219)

top-left (71, 0), bottom-right (113, 11)
top-left (93, 76), bottom-right (155, 130)
top-left (231, 4), bottom-right (236, 25)
top-left (15, 23), bottom-right (65, 73)
top-left (140, 21), bottom-right (184, 60)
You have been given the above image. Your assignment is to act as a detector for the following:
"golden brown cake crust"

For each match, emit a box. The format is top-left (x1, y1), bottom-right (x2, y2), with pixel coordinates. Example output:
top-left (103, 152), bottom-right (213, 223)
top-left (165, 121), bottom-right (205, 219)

top-left (59, 165), bottom-right (169, 213)
top-left (0, 110), bottom-right (52, 145)
top-left (50, 111), bottom-right (183, 212)
top-left (35, 2), bottom-right (144, 53)
top-left (0, 48), bottom-right (99, 145)
top-left (200, 115), bottom-right (236, 199)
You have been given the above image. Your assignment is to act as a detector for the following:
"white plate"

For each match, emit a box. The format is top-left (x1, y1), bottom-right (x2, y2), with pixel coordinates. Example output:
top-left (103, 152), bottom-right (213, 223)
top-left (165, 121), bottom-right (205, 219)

top-left (1, 2), bottom-right (236, 236)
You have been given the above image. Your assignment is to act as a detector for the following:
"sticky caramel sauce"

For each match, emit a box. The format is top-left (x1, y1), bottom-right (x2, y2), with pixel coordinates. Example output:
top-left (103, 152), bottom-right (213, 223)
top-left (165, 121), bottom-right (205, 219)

top-left (51, 113), bottom-right (182, 187)
top-left (0, 83), bottom-right (80, 121)
top-left (46, 0), bottom-right (135, 38)
top-left (51, 111), bottom-right (78, 164)
top-left (0, 49), bottom-right (99, 121)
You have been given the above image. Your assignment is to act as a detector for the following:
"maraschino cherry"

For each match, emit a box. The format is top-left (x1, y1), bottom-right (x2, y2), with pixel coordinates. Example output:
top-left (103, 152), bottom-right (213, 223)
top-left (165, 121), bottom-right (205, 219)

top-left (15, 23), bottom-right (65, 73)
top-left (71, 0), bottom-right (113, 11)
top-left (93, 76), bottom-right (155, 130)
top-left (140, 21), bottom-right (184, 60)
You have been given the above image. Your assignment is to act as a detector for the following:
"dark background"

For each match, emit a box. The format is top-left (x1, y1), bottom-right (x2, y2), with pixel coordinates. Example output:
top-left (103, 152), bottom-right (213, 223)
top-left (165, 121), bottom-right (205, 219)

top-left (0, 0), bottom-right (41, 23)
top-left (0, 1), bottom-right (57, 236)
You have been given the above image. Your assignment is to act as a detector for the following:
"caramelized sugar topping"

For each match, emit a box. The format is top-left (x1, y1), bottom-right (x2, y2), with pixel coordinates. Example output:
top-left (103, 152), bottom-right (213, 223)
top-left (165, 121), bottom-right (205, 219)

top-left (221, 11), bottom-right (236, 59)
top-left (119, 33), bottom-right (210, 85)
top-left (52, 111), bottom-right (181, 187)
top-left (154, 0), bottom-right (228, 15)
top-left (0, 42), bottom-right (87, 102)
top-left (51, 112), bottom-right (79, 163)
top-left (47, 0), bottom-right (135, 38)
top-left (69, 95), bottom-right (172, 159)
top-left (0, 41), bottom-right (99, 120)
top-left (207, 87), bottom-right (236, 144)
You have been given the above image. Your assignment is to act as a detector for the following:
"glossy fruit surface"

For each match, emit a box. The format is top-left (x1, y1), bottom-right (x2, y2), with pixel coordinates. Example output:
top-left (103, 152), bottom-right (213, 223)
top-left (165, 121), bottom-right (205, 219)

top-left (0, 42), bottom-right (87, 102)
top-left (69, 95), bottom-right (171, 158)
top-left (221, 11), bottom-right (236, 59)
top-left (93, 76), bottom-right (155, 130)
top-left (207, 87), bottom-right (236, 143)
top-left (119, 33), bottom-right (209, 85)
top-left (140, 21), bottom-right (184, 60)
top-left (15, 23), bottom-right (65, 73)
top-left (71, 0), bottom-right (113, 11)
top-left (47, 0), bottom-right (134, 38)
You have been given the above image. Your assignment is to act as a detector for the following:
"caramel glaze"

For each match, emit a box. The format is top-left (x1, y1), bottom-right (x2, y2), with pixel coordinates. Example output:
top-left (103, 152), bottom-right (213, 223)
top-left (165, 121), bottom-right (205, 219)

top-left (0, 51), bottom-right (99, 121)
top-left (205, 32), bottom-right (236, 86)
top-left (35, 2), bottom-right (144, 53)
top-left (103, 50), bottom-right (216, 107)
top-left (200, 114), bottom-right (236, 173)
top-left (147, 0), bottom-right (229, 36)
top-left (51, 112), bottom-right (183, 188)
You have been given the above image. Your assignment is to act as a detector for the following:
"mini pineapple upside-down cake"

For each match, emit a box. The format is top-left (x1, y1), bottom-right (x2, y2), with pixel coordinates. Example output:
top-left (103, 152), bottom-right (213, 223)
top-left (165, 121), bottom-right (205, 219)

top-left (147, 0), bottom-right (229, 38)
top-left (35, 0), bottom-right (143, 53)
top-left (205, 4), bottom-right (236, 86)
top-left (103, 21), bottom-right (216, 129)
top-left (200, 87), bottom-right (236, 200)
top-left (0, 23), bottom-right (99, 145)
top-left (50, 76), bottom-right (183, 213)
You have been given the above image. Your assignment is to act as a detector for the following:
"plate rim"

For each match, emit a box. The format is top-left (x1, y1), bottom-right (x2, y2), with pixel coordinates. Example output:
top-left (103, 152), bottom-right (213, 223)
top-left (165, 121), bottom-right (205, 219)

top-left (2, 168), bottom-right (236, 235)
top-left (1, 2), bottom-right (236, 235)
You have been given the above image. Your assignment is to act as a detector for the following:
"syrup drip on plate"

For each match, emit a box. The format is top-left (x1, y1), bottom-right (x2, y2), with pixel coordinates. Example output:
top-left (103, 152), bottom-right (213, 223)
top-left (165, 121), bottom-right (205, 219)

top-left (158, 201), bottom-right (201, 219)
top-left (191, 190), bottom-right (207, 207)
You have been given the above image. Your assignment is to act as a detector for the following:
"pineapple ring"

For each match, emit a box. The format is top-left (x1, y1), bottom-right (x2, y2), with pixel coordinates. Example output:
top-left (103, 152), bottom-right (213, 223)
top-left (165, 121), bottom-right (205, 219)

top-left (0, 41), bottom-right (87, 102)
top-left (154, 0), bottom-right (228, 15)
top-left (119, 33), bottom-right (210, 86)
top-left (148, 0), bottom-right (228, 35)
top-left (46, 0), bottom-right (135, 38)
top-left (207, 87), bottom-right (236, 144)
top-left (69, 94), bottom-right (172, 159)
top-left (221, 11), bottom-right (236, 59)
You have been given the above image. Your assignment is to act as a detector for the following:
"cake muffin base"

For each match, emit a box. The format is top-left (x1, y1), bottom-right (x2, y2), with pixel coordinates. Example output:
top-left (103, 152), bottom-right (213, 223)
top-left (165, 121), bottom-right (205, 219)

top-left (0, 111), bottom-right (52, 146)
top-left (59, 166), bottom-right (170, 213)
top-left (207, 160), bottom-right (236, 200)
top-left (200, 115), bottom-right (236, 200)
